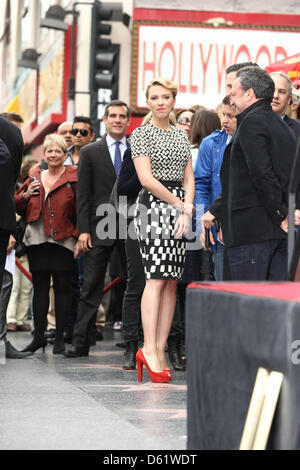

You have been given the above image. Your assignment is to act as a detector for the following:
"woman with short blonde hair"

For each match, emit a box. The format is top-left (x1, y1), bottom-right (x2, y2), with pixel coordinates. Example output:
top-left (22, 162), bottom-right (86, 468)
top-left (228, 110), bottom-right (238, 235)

top-left (15, 133), bottom-right (79, 355)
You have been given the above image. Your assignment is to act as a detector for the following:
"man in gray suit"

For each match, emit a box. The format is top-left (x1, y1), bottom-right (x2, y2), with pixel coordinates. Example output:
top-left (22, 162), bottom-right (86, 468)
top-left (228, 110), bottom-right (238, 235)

top-left (270, 71), bottom-right (300, 140)
top-left (64, 100), bottom-right (130, 357)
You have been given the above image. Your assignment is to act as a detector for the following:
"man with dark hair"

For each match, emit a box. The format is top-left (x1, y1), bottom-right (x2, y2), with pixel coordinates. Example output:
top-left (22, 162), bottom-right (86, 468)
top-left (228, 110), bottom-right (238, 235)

top-left (104, 100), bottom-right (130, 120)
top-left (64, 116), bottom-right (95, 165)
top-left (225, 62), bottom-right (259, 96)
top-left (202, 66), bottom-right (297, 281)
top-left (0, 112), bottom-right (24, 129)
top-left (270, 72), bottom-right (300, 139)
top-left (64, 100), bottom-right (130, 357)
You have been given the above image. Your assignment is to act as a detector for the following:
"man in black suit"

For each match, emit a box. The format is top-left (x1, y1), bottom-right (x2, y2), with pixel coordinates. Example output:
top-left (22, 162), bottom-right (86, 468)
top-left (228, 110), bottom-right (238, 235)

top-left (0, 115), bottom-right (33, 359)
top-left (64, 100), bottom-right (130, 357)
top-left (270, 71), bottom-right (300, 140)
top-left (0, 115), bottom-right (23, 284)
top-left (202, 66), bottom-right (297, 281)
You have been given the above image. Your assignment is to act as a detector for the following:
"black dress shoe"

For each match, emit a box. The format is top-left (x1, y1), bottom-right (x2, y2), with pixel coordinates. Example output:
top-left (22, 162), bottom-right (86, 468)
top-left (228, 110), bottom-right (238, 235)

top-left (53, 337), bottom-right (65, 355)
top-left (168, 337), bottom-right (186, 371)
top-left (63, 332), bottom-right (73, 344)
top-left (44, 329), bottom-right (56, 340)
top-left (122, 341), bottom-right (138, 370)
top-left (63, 346), bottom-right (89, 357)
top-left (95, 328), bottom-right (103, 341)
top-left (5, 341), bottom-right (33, 359)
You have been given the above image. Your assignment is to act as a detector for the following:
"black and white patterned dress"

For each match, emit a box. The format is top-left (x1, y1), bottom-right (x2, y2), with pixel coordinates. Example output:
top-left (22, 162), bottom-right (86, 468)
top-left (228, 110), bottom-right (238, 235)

top-left (131, 122), bottom-right (191, 280)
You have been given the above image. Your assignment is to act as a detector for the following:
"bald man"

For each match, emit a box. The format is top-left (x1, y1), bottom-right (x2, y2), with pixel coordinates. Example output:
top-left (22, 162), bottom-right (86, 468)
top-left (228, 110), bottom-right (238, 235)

top-left (57, 121), bottom-right (74, 148)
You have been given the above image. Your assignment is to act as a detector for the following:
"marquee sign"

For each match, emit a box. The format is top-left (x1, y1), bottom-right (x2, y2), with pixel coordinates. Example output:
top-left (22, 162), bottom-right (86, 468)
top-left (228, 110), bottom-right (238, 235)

top-left (132, 17), bottom-right (300, 112)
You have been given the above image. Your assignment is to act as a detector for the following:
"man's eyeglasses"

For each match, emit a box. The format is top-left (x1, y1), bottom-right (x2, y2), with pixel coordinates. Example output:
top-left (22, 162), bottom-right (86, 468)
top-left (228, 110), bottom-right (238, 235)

top-left (71, 128), bottom-right (89, 137)
top-left (177, 117), bottom-right (191, 125)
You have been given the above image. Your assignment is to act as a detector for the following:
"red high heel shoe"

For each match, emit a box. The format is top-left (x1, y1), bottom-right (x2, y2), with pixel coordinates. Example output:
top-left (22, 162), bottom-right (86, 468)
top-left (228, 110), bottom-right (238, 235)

top-left (136, 349), bottom-right (171, 383)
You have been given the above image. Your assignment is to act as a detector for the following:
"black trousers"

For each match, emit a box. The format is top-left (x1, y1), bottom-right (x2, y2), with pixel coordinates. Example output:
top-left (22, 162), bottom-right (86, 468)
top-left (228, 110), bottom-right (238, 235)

top-left (64, 260), bottom-right (81, 337)
top-left (122, 236), bottom-right (144, 343)
top-left (0, 270), bottom-right (13, 341)
top-left (73, 240), bottom-right (126, 351)
top-left (0, 230), bottom-right (10, 292)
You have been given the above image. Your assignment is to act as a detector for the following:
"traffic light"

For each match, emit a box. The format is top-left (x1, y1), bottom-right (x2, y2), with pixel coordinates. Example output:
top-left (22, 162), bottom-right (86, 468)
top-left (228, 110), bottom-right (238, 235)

top-left (90, 1), bottom-right (122, 99)
top-left (90, 1), bottom-right (125, 133)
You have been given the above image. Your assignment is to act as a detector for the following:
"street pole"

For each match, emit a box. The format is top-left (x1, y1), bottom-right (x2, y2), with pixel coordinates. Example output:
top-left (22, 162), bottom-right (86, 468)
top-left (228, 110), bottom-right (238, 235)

top-left (67, 2), bottom-right (94, 121)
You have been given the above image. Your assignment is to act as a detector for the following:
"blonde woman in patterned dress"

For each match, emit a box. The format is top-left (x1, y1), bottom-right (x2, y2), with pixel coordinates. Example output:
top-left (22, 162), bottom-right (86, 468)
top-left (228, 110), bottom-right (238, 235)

top-left (131, 78), bottom-right (195, 382)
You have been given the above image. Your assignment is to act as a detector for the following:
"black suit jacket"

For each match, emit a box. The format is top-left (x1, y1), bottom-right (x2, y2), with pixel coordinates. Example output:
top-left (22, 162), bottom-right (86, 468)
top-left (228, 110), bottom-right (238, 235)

top-left (283, 114), bottom-right (300, 141)
top-left (117, 147), bottom-right (142, 200)
top-left (210, 100), bottom-right (297, 247)
top-left (77, 136), bottom-right (129, 247)
top-left (0, 116), bottom-right (23, 234)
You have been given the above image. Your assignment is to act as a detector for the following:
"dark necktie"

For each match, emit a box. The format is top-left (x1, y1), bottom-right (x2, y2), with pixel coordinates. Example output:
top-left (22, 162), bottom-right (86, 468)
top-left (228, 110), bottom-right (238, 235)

top-left (114, 141), bottom-right (122, 176)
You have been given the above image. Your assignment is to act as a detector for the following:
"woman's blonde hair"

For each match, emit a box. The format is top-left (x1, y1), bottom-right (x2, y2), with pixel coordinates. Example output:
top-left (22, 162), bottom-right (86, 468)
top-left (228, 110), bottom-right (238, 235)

top-left (43, 133), bottom-right (68, 154)
top-left (142, 77), bottom-right (178, 126)
top-left (145, 77), bottom-right (178, 99)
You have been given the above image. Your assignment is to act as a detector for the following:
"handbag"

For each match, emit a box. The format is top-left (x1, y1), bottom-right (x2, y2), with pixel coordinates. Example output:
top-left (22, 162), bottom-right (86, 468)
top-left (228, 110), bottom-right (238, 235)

top-left (15, 215), bottom-right (27, 258)
top-left (199, 228), bottom-right (215, 281)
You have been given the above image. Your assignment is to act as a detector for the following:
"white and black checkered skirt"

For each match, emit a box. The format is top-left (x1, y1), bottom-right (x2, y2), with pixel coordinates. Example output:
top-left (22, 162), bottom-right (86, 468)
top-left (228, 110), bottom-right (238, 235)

top-left (134, 181), bottom-right (186, 280)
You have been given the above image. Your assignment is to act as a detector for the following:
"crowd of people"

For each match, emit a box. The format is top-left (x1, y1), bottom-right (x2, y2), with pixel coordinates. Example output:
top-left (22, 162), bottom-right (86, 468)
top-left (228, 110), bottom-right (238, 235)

top-left (0, 62), bottom-right (299, 383)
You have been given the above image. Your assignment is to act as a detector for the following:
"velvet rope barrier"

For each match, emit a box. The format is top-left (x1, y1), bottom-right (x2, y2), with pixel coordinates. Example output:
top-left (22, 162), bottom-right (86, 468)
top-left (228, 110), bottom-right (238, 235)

top-left (15, 258), bottom-right (32, 282)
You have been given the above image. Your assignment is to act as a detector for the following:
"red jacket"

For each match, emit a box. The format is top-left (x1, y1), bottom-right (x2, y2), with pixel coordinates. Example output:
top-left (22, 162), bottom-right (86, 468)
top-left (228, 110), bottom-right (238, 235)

top-left (15, 164), bottom-right (78, 241)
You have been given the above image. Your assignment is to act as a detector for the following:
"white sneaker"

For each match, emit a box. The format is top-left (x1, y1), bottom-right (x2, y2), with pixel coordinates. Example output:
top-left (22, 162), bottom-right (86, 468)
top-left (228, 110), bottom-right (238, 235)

top-left (113, 321), bottom-right (123, 331)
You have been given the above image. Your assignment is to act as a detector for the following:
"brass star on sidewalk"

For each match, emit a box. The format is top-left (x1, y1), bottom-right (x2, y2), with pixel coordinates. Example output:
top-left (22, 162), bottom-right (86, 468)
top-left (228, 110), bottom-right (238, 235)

top-left (85, 383), bottom-right (187, 391)
top-left (127, 408), bottom-right (187, 419)
top-left (68, 364), bottom-right (124, 370)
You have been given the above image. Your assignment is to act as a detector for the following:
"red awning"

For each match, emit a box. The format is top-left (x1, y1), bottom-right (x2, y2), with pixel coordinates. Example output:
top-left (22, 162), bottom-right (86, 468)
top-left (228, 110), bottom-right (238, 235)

top-left (266, 52), bottom-right (300, 86)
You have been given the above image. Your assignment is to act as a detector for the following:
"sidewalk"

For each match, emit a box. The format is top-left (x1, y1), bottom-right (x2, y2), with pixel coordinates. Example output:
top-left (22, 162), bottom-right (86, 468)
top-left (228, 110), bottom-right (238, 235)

top-left (0, 327), bottom-right (187, 450)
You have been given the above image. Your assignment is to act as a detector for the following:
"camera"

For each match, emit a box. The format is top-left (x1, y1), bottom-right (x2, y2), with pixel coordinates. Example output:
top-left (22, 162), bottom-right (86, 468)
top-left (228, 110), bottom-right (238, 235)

top-left (30, 176), bottom-right (40, 194)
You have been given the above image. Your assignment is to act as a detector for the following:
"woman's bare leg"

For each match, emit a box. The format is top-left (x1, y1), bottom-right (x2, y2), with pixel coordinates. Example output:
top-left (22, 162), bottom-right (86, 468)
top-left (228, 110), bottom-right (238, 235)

top-left (140, 278), bottom-right (167, 371)
top-left (156, 280), bottom-right (178, 370)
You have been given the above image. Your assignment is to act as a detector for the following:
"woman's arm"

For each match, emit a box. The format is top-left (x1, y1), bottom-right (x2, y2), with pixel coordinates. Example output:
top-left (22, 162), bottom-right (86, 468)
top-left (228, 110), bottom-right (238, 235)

top-left (14, 178), bottom-right (36, 213)
top-left (133, 156), bottom-right (184, 210)
top-left (174, 158), bottom-right (195, 238)
top-left (182, 157), bottom-right (195, 211)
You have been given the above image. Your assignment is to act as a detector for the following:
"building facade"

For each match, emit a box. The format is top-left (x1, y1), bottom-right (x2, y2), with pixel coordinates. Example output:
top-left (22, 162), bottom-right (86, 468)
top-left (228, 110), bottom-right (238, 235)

top-left (0, 0), bottom-right (299, 155)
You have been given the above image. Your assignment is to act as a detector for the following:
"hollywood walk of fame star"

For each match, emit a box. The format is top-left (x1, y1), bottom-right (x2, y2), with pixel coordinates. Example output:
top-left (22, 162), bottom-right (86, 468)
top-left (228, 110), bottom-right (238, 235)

top-left (84, 383), bottom-right (187, 392)
top-left (68, 364), bottom-right (124, 370)
top-left (126, 408), bottom-right (187, 419)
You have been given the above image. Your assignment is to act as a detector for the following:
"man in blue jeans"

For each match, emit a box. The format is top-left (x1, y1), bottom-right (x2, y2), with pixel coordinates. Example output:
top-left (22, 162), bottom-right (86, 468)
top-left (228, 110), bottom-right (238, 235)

top-left (195, 96), bottom-right (236, 280)
top-left (202, 66), bottom-right (298, 281)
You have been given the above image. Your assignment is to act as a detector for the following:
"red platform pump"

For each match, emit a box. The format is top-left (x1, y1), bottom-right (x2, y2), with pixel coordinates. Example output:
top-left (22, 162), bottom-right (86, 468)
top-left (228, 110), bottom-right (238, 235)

top-left (136, 349), bottom-right (171, 383)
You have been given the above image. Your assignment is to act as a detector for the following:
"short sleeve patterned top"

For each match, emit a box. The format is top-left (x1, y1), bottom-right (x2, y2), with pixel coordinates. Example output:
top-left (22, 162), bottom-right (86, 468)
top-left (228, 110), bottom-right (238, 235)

top-left (130, 122), bottom-right (191, 182)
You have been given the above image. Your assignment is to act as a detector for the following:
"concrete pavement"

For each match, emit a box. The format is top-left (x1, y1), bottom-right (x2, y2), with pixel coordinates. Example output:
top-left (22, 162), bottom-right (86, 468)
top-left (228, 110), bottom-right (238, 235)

top-left (0, 326), bottom-right (187, 451)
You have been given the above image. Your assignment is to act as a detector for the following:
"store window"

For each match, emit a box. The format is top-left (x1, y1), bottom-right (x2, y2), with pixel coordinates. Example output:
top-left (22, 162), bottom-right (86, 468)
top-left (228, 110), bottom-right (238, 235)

top-left (61, 0), bottom-right (72, 7)
top-left (40, 0), bottom-right (52, 19)
top-left (2, 0), bottom-right (11, 82)
top-left (20, 0), bottom-right (30, 51)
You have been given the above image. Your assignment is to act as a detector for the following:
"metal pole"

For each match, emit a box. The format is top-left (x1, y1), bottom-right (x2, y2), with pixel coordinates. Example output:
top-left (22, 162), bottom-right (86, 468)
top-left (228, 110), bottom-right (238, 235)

top-left (67, 2), bottom-right (95, 121)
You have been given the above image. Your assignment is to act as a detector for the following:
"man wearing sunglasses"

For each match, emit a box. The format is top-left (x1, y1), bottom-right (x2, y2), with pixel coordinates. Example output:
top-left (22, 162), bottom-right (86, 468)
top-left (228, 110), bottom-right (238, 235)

top-left (64, 116), bottom-right (95, 166)
top-left (64, 100), bottom-right (130, 357)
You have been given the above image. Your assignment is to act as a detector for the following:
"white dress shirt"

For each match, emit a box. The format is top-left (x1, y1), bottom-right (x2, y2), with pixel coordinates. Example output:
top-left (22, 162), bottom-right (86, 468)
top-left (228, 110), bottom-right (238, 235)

top-left (106, 134), bottom-right (127, 166)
